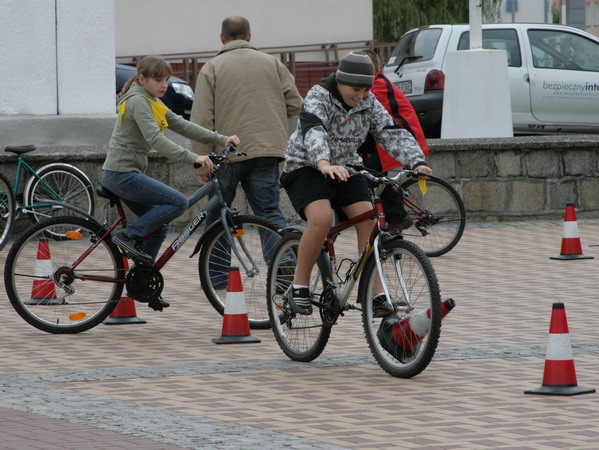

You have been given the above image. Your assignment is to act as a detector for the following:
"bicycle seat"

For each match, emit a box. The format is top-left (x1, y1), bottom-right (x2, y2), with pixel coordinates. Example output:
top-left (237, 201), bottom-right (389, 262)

top-left (4, 145), bottom-right (37, 155)
top-left (96, 185), bottom-right (119, 201)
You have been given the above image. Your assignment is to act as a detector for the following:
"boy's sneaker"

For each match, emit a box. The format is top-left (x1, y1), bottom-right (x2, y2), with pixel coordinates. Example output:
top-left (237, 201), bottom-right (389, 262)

top-left (287, 286), bottom-right (313, 315)
top-left (112, 231), bottom-right (152, 265)
top-left (372, 294), bottom-right (394, 317)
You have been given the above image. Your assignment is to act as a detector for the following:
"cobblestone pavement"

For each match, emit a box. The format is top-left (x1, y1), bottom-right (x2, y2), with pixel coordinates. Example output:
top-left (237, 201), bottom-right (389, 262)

top-left (1, 219), bottom-right (599, 449)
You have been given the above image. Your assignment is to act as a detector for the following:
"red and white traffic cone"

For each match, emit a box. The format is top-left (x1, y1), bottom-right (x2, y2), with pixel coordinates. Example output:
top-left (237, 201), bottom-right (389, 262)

top-left (26, 239), bottom-right (59, 305)
top-left (550, 203), bottom-right (593, 260)
top-left (378, 298), bottom-right (455, 357)
top-left (104, 256), bottom-right (146, 325)
top-left (525, 302), bottom-right (595, 396)
top-left (212, 267), bottom-right (260, 344)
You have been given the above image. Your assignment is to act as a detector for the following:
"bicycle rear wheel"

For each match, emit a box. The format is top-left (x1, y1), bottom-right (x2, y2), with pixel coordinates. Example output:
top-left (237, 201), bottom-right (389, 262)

top-left (198, 214), bottom-right (282, 329)
top-left (4, 216), bottom-right (123, 334)
top-left (266, 232), bottom-right (331, 362)
top-left (400, 176), bottom-right (465, 257)
top-left (0, 172), bottom-right (15, 251)
top-left (24, 164), bottom-right (95, 228)
top-left (360, 238), bottom-right (441, 378)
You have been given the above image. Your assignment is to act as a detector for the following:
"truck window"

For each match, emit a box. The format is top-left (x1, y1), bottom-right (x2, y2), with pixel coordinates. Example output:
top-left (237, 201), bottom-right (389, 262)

top-left (528, 29), bottom-right (599, 72)
top-left (457, 29), bottom-right (521, 67)
top-left (386, 28), bottom-right (442, 67)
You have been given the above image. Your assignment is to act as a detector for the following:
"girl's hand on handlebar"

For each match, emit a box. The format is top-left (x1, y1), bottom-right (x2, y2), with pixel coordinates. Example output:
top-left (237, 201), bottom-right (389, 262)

top-left (224, 135), bottom-right (240, 147)
top-left (195, 155), bottom-right (214, 173)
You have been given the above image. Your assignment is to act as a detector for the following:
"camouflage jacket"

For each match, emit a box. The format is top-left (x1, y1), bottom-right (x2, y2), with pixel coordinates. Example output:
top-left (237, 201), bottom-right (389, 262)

top-left (283, 75), bottom-right (426, 173)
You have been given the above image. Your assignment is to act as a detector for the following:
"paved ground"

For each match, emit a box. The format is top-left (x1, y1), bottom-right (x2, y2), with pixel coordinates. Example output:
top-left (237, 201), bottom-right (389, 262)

top-left (2, 219), bottom-right (599, 449)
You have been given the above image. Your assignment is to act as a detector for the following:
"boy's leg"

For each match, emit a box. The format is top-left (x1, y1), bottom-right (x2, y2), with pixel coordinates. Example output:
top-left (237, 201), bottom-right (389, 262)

top-left (294, 199), bottom-right (333, 286)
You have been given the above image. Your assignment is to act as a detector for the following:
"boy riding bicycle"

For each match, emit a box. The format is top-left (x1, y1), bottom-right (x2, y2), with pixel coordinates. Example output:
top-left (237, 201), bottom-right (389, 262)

top-left (281, 51), bottom-right (432, 317)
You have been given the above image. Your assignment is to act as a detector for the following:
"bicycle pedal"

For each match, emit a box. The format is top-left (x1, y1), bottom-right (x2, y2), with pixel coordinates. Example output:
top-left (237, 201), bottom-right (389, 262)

top-left (148, 297), bottom-right (170, 311)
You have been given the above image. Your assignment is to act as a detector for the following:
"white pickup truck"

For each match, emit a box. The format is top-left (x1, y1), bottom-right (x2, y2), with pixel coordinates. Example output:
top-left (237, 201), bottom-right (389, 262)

top-left (383, 23), bottom-right (599, 138)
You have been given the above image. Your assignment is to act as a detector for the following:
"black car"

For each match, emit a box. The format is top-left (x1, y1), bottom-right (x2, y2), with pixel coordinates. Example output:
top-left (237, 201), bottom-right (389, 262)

top-left (115, 63), bottom-right (194, 120)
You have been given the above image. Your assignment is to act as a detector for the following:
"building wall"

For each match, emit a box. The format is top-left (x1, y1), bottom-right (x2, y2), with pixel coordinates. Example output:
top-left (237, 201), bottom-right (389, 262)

top-left (0, 0), bottom-right (115, 116)
top-left (114, 0), bottom-right (373, 57)
top-left (497, 0), bottom-right (551, 23)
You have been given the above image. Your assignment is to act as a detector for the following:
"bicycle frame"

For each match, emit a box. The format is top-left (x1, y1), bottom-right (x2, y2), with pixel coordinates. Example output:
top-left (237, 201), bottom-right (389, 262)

top-left (319, 198), bottom-right (394, 311)
top-left (69, 161), bottom-right (261, 284)
top-left (13, 155), bottom-right (69, 212)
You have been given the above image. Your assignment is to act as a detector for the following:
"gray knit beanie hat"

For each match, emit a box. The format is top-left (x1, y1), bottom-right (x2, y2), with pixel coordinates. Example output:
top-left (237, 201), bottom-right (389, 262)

top-left (335, 51), bottom-right (375, 88)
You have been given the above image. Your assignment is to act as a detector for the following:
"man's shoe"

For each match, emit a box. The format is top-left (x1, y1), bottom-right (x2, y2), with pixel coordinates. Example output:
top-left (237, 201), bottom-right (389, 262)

top-left (287, 286), bottom-right (313, 315)
top-left (112, 231), bottom-right (153, 265)
top-left (372, 294), bottom-right (394, 317)
top-left (148, 297), bottom-right (170, 312)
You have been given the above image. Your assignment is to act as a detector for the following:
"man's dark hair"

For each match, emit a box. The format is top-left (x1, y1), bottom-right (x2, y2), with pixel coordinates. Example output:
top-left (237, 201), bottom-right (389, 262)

top-left (222, 16), bottom-right (251, 41)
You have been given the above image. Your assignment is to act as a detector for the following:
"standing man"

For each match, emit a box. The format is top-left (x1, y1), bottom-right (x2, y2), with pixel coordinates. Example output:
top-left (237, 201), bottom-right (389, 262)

top-left (191, 16), bottom-right (303, 229)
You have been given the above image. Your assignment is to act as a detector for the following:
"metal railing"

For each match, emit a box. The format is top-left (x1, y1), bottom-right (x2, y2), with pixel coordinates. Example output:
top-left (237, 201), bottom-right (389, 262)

top-left (116, 40), bottom-right (397, 92)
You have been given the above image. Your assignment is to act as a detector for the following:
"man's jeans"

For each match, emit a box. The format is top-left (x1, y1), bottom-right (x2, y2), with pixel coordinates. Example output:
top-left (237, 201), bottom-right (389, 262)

top-left (102, 170), bottom-right (188, 262)
top-left (205, 157), bottom-right (286, 288)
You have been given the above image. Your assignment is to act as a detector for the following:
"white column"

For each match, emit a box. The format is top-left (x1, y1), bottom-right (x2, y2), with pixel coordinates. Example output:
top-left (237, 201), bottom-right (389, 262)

top-left (440, 0), bottom-right (513, 138)
top-left (0, 1), bottom-right (57, 115)
top-left (56, 0), bottom-right (116, 115)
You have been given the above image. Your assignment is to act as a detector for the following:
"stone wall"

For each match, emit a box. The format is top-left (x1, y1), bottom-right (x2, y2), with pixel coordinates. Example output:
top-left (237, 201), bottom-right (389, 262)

top-left (2, 134), bottom-right (598, 233)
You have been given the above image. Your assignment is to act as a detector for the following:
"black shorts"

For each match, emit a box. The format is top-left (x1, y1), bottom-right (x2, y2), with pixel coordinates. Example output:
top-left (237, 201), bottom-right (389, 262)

top-left (281, 167), bottom-right (370, 220)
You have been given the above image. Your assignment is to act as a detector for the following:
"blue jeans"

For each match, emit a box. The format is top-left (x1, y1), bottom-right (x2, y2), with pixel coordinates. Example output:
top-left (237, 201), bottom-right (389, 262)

top-left (206, 157), bottom-right (286, 229)
top-left (205, 157), bottom-right (286, 288)
top-left (102, 170), bottom-right (188, 262)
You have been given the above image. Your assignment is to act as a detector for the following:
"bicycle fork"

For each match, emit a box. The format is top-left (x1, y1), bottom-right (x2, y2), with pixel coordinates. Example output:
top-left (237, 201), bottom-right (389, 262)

top-left (373, 235), bottom-right (411, 313)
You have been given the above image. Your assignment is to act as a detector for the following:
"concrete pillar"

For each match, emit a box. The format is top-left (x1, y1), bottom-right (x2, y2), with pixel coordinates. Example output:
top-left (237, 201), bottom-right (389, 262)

top-left (440, 50), bottom-right (513, 139)
top-left (0, 0), bottom-right (117, 147)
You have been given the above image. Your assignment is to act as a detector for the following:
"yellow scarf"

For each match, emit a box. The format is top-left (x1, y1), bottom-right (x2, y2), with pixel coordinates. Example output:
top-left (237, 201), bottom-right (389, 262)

top-left (118, 98), bottom-right (169, 134)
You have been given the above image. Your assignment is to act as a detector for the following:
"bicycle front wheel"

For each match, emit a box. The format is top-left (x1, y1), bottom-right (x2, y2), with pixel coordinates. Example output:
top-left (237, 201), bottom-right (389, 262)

top-left (360, 238), bottom-right (441, 378)
top-left (266, 232), bottom-right (331, 362)
top-left (4, 216), bottom-right (123, 334)
top-left (198, 214), bottom-right (282, 329)
top-left (400, 176), bottom-right (465, 257)
top-left (24, 164), bottom-right (95, 226)
top-left (0, 172), bottom-right (16, 251)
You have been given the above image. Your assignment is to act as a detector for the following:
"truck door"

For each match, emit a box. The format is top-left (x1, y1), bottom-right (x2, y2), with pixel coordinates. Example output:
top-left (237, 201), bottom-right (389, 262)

top-left (526, 28), bottom-right (599, 124)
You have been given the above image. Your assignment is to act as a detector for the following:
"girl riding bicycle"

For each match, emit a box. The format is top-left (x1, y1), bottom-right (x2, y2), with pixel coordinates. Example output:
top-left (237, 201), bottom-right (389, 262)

top-left (281, 51), bottom-right (432, 316)
top-left (102, 56), bottom-right (240, 280)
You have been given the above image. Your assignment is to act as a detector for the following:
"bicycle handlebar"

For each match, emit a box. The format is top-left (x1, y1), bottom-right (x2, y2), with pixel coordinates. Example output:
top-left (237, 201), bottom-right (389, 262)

top-left (193, 144), bottom-right (246, 169)
top-left (347, 164), bottom-right (425, 186)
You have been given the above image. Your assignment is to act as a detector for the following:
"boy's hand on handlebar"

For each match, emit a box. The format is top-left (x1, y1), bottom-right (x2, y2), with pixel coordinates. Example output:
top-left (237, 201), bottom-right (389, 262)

top-left (317, 161), bottom-right (349, 181)
top-left (414, 165), bottom-right (433, 179)
top-left (224, 135), bottom-right (240, 147)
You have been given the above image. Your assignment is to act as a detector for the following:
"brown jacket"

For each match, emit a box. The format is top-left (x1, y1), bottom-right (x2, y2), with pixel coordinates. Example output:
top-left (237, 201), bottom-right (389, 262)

top-left (190, 40), bottom-right (302, 161)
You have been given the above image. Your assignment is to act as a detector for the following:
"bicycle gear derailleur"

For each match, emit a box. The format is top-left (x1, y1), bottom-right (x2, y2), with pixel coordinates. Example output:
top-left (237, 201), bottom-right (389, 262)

top-left (125, 265), bottom-right (165, 311)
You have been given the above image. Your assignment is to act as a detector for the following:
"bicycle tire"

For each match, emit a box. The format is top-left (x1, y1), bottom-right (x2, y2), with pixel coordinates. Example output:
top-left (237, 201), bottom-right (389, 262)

top-left (4, 216), bottom-right (123, 334)
top-left (24, 164), bottom-right (95, 227)
top-left (0, 172), bottom-right (16, 251)
top-left (266, 232), bottom-right (332, 362)
top-left (198, 214), bottom-right (283, 329)
top-left (399, 176), bottom-right (465, 257)
top-left (360, 238), bottom-right (441, 378)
